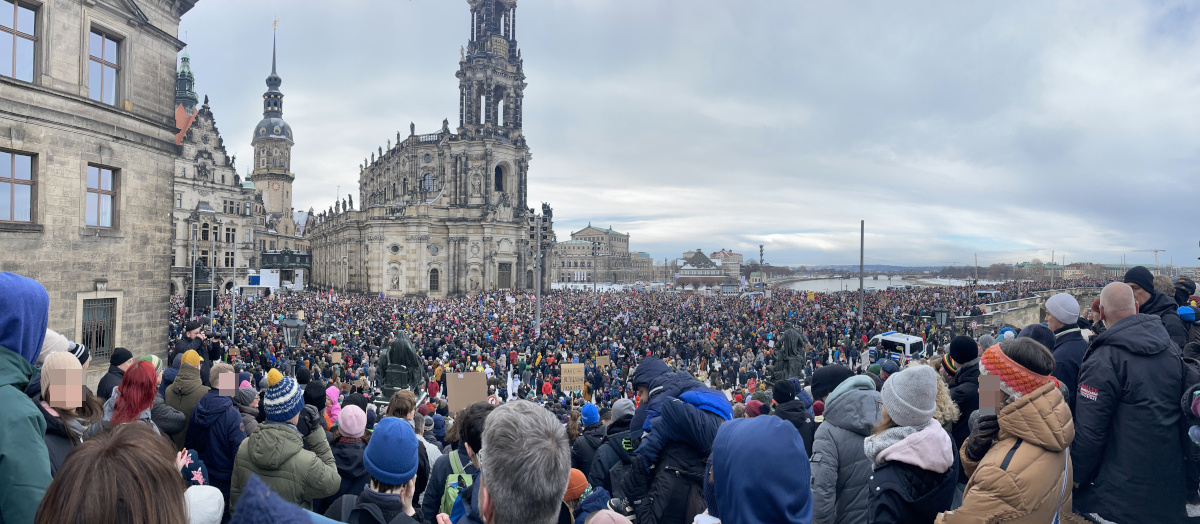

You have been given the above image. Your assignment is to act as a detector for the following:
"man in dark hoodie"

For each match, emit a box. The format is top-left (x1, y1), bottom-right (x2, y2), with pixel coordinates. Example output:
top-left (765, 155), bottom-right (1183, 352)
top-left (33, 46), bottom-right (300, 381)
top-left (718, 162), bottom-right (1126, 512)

top-left (770, 379), bottom-right (817, 457)
top-left (1125, 265), bottom-right (1190, 349)
top-left (185, 363), bottom-right (248, 505)
top-left (0, 272), bottom-right (54, 524)
top-left (588, 398), bottom-right (635, 493)
top-left (421, 401), bottom-right (494, 523)
top-left (571, 403), bottom-right (605, 472)
top-left (1073, 282), bottom-right (1188, 523)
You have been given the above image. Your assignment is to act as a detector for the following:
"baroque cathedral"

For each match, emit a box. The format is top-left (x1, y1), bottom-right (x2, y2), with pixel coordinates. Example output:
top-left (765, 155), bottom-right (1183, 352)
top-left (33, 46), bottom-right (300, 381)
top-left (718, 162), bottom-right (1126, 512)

top-left (307, 0), bottom-right (554, 297)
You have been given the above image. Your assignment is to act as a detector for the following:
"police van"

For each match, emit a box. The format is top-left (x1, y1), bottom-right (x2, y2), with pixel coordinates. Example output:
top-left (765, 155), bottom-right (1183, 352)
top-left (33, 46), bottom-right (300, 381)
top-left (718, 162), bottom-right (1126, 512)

top-left (868, 332), bottom-right (925, 362)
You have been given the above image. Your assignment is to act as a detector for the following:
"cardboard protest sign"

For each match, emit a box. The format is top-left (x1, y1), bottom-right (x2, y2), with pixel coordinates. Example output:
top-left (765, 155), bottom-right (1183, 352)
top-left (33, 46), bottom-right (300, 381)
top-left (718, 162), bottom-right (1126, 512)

top-left (596, 355), bottom-right (611, 367)
top-left (561, 363), bottom-right (586, 392)
top-left (331, 352), bottom-right (343, 364)
top-left (447, 372), bottom-right (488, 414)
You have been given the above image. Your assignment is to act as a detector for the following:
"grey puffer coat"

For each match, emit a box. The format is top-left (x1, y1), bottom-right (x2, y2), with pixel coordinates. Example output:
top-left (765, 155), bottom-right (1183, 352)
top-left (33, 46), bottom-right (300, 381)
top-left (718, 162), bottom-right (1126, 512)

top-left (810, 375), bottom-right (881, 524)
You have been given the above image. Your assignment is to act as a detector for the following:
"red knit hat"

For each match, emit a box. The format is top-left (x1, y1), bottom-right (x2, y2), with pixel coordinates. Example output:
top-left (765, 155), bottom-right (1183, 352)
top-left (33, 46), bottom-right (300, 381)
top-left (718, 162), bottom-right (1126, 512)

top-left (980, 345), bottom-right (1060, 400)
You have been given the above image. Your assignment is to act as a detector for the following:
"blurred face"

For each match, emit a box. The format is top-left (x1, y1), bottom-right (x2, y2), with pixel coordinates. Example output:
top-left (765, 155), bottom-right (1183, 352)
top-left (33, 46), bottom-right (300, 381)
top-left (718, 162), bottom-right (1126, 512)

top-left (218, 372), bottom-right (235, 396)
top-left (47, 368), bottom-right (83, 409)
top-left (187, 327), bottom-right (201, 339)
top-left (979, 375), bottom-right (1003, 416)
top-left (637, 386), bottom-right (649, 402)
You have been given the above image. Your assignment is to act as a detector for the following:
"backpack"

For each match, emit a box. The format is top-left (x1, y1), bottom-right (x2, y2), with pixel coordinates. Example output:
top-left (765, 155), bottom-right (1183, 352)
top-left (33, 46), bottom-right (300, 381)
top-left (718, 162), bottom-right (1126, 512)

top-left (635, 442), bottom-right (707, 524)
top-left (440, 450), bottom-right (473, 514)
top-left (337, 494), bottom-right (411, 524)
top-left (605, 431), bottom-right (636, 500)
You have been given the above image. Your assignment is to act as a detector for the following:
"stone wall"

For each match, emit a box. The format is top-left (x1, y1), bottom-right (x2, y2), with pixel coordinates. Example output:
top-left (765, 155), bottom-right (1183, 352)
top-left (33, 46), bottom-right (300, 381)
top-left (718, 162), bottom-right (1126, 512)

top-left (952, 287), bottom-right (1102, 332)
top-left (0, 0), bottom-right (193, 361)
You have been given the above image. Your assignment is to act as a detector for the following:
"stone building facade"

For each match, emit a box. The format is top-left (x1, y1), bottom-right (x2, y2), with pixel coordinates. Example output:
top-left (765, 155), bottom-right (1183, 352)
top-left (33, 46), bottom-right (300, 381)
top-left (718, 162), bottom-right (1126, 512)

top-left (0, 0), bottom-right (196, 361)
top-left (170, 53), bottom-right (257, 300)
top-left (553, 224), bottom-right (636, 284)
top-left (307, 0), bottom-right (545, 297)
top-left (709, 249), bottom-right (743, 280)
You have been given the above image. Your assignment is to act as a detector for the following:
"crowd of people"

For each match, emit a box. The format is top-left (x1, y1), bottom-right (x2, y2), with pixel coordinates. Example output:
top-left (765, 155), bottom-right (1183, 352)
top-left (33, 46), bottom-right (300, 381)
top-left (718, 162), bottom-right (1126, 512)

top-left (1, 266), bottom-right (1198, 523)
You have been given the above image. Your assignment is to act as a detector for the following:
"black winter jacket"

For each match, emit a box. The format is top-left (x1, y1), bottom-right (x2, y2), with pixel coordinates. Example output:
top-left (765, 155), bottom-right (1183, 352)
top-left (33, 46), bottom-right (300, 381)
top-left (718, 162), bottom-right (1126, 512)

top-left (314, 438), bottom-right (370, 516)
top-left (1141, 289), bottom-right (1190, 350)
top-left (96, 365), bottom-right (124, 401)
top-left (773, 399), bottom-right (817, 458)
top-left (1050, 327), bottom-right (1088, 414)
top-left (948, 358), bottom-right (979, 483)
top-left (571, 422), bottom-right (606, 472)
top-left (588, 414), bottom-right (633, 493)
top-left (868, 459), bottom-right (956, 524)
top-left (1072, 313), bottom-right (1188, 523)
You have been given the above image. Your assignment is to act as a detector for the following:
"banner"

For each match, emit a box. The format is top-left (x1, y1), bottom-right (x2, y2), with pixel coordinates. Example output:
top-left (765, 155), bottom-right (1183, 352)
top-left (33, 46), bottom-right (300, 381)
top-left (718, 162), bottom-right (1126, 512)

top-left (561, 363), bottom-right (586, 392)
top-left (447, 372), bottom-right (488, 414)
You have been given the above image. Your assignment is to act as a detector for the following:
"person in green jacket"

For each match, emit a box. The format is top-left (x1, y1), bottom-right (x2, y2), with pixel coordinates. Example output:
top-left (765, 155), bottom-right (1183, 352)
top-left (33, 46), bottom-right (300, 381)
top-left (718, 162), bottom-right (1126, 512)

top-left (230, 369), bottom-right (339, 512)
top-left (0, 272), bottom-right (54, 524)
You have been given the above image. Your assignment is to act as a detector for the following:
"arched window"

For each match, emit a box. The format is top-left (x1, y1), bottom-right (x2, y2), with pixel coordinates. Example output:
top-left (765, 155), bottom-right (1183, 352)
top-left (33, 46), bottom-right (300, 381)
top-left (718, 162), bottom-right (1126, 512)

top-left (494, 165), bottom-right (504, 192)
top-left (429, 268), bottom-right (440, 292)
top-left (422, 173), bottom-right (434, 192)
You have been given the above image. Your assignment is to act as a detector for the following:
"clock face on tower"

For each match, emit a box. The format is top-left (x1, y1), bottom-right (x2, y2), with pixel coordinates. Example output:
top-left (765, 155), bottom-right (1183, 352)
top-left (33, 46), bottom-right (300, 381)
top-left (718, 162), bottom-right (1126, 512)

top-left (272, 183), bottom-right (280, 190)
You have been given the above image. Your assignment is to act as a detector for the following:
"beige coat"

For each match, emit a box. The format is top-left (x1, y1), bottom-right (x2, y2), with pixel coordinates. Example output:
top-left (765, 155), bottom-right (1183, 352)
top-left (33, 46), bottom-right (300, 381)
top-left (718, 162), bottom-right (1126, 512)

top-left (937, 382), bottom-right (1087, 524)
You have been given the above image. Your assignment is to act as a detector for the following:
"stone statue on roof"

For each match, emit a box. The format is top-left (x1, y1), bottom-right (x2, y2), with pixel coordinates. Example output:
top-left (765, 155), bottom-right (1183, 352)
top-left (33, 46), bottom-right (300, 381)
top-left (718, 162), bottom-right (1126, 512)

top-left (410, 122), bottom-right (415, 136)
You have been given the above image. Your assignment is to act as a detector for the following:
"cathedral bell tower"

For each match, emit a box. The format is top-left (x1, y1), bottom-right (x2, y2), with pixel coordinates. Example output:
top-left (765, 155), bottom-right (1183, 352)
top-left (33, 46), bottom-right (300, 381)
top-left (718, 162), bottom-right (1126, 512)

top-left (250, 35), bottom-right (295, 215)
top-left (457, 0), bottom-right (524, 139)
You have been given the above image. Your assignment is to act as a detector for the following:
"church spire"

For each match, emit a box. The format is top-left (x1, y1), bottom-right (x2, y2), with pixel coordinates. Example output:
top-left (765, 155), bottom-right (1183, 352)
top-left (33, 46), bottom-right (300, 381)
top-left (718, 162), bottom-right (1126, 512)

top-left (263, 32), bottom-right (283, 118)
top-left (175, 50), bottom-right (198, 115)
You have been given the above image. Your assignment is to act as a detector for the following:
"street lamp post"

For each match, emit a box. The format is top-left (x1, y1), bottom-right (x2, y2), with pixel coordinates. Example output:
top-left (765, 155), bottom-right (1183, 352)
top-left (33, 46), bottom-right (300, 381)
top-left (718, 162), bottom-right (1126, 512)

top-left (188, 217), bottom-right (196, 317)
top-left (592, 241), bottom-right (599, 293)
top-left (282, 313), bottom-right (306, 348)
top-left (933, 307), bottom-right (949, 348)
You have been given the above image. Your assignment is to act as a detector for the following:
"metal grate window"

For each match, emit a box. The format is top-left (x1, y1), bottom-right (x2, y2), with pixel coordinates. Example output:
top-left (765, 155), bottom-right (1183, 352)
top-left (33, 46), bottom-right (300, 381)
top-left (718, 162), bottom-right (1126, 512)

top-left (81, 298), bottom-right (116, 362)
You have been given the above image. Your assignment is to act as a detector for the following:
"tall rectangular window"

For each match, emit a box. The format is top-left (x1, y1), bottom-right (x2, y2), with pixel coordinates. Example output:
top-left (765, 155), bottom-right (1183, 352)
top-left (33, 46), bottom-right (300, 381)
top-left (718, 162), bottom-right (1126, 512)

top-left (224, 251), bottom-right (234, 267)
top-left (87, 29), bottom-right (119, 105)
top-left (175, 193), bottom-right (181, 208)
top-left (85, 165), bottom-right (114, 227)
top-left (81, 298), bottom-right (116, 362)
top-left (0, 150), bottom-right (34, 222)
top-left (0, 0), bottom-right (36, 82)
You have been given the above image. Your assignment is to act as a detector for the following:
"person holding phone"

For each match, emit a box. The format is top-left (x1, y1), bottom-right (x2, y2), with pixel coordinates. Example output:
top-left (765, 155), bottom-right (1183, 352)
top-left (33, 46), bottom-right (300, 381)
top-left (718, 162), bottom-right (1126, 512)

top-left (936, 338), bottom-right (1079, 523)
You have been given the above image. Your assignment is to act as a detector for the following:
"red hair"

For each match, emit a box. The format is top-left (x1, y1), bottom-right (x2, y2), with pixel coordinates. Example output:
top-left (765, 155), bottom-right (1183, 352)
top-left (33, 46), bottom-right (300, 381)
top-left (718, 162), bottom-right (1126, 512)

top-left (111, 361), bottom-right (157, 426)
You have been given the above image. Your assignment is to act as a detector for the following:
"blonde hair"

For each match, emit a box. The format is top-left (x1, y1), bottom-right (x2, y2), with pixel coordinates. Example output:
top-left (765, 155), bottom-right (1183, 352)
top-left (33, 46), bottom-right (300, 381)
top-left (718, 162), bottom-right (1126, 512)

top-left (933, 370), bottom-right (960, 427)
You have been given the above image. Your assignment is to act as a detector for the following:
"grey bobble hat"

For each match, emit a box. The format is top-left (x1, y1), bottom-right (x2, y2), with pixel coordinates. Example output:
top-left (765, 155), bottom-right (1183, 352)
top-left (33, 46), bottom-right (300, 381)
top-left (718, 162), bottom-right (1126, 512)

top-left (612, 398), bottom-right (636, 421)
top-left (880, 365), bottom-right (938, 427)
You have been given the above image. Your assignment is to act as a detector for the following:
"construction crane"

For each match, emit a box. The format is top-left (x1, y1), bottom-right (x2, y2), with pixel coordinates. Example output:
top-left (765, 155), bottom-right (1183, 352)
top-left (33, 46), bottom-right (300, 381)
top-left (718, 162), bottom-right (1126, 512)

top-left (1134, 249), bottom-right (1166, 269)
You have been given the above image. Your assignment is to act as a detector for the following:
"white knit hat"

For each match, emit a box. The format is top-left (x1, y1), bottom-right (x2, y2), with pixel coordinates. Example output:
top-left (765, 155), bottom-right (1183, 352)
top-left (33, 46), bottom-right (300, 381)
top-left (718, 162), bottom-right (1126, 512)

top-left (1044, 293), bottom-right (1079, 325)
top-left (184, 485), bottom-right (224, 524)
top-left (37, 329), bottom-right (70, 365)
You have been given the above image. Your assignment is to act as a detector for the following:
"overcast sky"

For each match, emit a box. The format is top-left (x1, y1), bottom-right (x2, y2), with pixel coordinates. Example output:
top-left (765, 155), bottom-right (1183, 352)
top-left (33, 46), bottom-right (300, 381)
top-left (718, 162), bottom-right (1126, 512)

top-left (180, 0), bottom-right (1200, 268)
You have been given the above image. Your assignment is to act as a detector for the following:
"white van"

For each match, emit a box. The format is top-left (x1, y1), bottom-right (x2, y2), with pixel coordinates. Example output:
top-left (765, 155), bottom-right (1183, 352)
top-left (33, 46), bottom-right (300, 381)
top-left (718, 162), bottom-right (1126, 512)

top-left (868, 332), bottom-right (925, 362)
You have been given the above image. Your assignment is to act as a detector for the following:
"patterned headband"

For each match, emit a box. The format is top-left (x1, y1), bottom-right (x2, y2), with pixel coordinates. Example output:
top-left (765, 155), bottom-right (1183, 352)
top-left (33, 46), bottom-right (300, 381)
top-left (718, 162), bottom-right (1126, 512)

top-left (980, 344), bottom-right (1060, 400)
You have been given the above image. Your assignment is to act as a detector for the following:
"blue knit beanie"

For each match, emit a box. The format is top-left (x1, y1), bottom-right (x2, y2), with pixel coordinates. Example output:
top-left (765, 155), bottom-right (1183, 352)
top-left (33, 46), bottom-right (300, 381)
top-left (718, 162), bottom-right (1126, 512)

top-left (581, 403), bottom-right (599, 426)
top-left (365, 417), bottom-right (419, 485)
top-left (264, 369), bottom-right (303, 422)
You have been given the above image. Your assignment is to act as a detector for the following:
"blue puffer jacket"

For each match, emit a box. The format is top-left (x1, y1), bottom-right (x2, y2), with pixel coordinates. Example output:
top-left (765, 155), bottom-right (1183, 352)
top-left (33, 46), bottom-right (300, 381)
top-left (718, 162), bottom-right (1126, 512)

top-left (630, 358), bottom-right (732, 466)
top-left (185, 390), bottom-right (247, 482)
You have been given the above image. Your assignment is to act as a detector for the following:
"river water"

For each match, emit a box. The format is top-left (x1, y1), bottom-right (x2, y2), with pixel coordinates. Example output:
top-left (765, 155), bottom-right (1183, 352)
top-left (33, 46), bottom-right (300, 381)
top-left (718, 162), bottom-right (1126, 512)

top-left (781, 277), bottom-right (907, 293)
